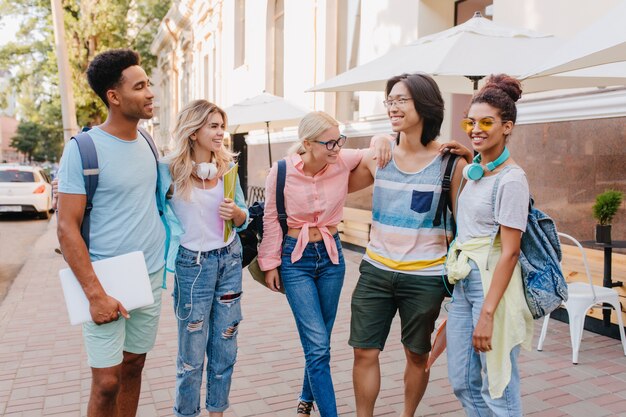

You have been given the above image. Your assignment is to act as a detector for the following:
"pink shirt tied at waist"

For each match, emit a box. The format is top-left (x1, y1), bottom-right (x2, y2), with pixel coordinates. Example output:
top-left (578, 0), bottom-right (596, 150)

top-left (257, 149), bottom-right (364, 271)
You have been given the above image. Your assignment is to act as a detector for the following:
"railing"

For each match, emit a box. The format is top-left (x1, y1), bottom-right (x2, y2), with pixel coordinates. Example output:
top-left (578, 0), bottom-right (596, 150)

top-left (246, 186), bottom-right (265, 206)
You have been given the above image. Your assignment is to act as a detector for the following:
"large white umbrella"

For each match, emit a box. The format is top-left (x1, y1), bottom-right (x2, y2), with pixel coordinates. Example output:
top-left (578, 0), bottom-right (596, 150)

top-left (309, 12), bottom-right (560, 94)
top-left (309, 12), bottom-right (626, 94)
top-left (522, 1), bottom-right (626, 78)
top-left (224, 92), bottom-right (309, 166)
top-left (521, 61), bottom-right (626, 92)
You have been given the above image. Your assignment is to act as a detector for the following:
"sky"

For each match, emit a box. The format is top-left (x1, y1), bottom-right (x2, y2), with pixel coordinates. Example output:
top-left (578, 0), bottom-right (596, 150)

top-left (0, 16), bottom-right (20, 45)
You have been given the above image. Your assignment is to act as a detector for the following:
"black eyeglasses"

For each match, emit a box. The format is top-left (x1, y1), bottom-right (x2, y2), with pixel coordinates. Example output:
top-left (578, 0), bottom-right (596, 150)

top-left (314, 134), bottom-right (347, 150)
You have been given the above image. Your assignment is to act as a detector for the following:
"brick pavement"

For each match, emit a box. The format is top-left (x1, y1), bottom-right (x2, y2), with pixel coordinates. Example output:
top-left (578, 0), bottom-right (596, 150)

top-left (1, 219), bottom-right (625, 416)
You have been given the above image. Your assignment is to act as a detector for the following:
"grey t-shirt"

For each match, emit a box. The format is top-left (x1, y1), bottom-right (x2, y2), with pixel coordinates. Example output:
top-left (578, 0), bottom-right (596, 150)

top-left (456, 166), bottom-right (529, 244)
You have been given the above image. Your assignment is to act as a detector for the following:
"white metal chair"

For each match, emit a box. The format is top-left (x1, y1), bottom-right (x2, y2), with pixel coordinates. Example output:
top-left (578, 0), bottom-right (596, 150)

top-left (536, 232), bottom-right (626, 364)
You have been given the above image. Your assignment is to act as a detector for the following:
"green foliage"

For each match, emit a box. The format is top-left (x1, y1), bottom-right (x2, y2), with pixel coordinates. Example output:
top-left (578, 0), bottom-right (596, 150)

top-left (11, 121), bottom-right (40, 162)
top-left (592, 190), bottom-right (624, 226)
top-left (11, 118), bottom-right (63, 162)
top-left (0, 0), bottom-right (171, 160)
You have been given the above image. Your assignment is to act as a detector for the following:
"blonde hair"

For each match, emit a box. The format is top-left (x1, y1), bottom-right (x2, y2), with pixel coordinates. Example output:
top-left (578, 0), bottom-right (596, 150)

top-left (287, 111), bottom-right (339, 155)
top-left (168, 99), bottom-right (237, 200)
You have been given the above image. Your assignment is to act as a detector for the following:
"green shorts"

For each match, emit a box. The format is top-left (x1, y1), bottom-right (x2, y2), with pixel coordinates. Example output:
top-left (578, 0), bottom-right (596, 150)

top-left (82, 267), bottom-right (164, 368)
top-left (349, 260), bottom-right (446, 354)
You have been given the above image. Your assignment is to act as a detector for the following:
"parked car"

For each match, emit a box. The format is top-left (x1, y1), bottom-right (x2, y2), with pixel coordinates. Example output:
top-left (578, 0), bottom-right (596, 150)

top-left (0, 165), bottom-right (53, 219)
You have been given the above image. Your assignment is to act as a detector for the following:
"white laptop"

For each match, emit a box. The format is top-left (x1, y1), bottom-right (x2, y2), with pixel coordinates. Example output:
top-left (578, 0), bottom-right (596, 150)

top-left (59, 251), bottom-right (154, 325)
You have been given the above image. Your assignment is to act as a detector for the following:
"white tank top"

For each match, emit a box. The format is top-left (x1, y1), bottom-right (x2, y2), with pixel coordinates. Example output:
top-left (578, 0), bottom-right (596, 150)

top-left (171, 179), bottom-right (234, 251)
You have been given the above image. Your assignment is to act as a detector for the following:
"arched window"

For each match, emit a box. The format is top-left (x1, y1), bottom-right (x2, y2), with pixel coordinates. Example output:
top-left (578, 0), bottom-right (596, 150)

top-left (266, 0), bottom-right (284, 96)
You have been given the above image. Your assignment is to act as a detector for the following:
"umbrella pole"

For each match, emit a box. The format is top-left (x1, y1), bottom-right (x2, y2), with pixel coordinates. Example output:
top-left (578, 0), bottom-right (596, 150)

top-left (266, 121), bottom-right (273, 167)
top-left (465, 76), bottom-right (484, 157)
top-left (466, 75), bottom-right (484, 93)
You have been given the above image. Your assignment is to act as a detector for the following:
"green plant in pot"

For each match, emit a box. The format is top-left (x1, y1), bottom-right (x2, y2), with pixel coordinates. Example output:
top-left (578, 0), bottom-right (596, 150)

top-left (592, 190), bottom-right (624, 244)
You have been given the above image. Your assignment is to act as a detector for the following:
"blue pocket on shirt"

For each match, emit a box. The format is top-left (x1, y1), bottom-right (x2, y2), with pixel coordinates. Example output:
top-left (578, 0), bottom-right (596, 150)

top-left (410, 190), bottom-right (434, 213)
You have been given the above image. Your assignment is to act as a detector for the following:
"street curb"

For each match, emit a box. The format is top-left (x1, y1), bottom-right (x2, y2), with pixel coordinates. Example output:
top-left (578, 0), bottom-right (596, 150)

top-left (0, 217), bottom-right (65, 336)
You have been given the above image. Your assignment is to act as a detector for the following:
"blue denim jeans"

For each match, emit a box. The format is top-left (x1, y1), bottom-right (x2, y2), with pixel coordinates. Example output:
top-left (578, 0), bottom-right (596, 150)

top-left (280, 234), bottom-right (345, 417)
top-left (172, 238), bottom-right (243, 417)
top-left (446, 260), bottom-right (522, 417)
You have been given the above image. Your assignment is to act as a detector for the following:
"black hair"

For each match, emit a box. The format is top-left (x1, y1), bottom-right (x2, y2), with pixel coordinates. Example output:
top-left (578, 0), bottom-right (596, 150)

top-left (86, 49), bottom-right (141, 107)
top-left (385, 73), bottom-right (444, 146)
top-left (470, 74), bottom-right (522, 123)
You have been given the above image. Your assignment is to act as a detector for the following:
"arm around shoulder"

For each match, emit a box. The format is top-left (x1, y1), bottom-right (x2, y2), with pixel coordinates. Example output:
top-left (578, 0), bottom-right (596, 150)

top-left (348, 151), bottom-right (377, 193)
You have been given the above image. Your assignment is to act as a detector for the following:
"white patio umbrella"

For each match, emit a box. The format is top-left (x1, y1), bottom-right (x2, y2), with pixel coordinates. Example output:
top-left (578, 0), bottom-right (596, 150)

top-left (522, 1), bottom-right (626, 78)
top-left (224, 92), bottom-right (310, 166)
top-left (521, 61), bottom-right (626, 92)
top-left (309, 12), bottom-right (561, 94)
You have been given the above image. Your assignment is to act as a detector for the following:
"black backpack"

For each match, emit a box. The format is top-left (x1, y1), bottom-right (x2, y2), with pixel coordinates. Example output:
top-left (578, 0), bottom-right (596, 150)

top-left (238, 159), bottom-right (288, 268)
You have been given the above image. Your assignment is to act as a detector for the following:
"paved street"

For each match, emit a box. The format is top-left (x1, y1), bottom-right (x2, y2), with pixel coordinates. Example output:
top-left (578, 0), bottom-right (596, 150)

top-left (1, 218), bottom-right (626, 416)
top-left (0, 214), bottom-right (51, 302)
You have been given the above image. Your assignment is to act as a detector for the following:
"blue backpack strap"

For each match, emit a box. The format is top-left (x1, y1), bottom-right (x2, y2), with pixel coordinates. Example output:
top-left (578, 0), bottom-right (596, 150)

top-left (138, 127), bottom-right (164, 216)
top-left (71, 132), bottom-right (99, 249)
top-left (138, 127), bottom-right (159, 164)
top-left (276, 159), bottom-right (288, 236)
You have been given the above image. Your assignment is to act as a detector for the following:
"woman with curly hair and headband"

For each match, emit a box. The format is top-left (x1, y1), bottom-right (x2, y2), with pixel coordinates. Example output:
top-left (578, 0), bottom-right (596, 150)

top-left (158, 99), bottom-right (249, 417)
top-left (443, 74), bottom-right (534, 416)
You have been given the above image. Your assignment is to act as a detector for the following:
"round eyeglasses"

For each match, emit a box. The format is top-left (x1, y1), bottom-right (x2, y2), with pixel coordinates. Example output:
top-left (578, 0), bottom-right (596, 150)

top-left (314, 134), bottom-right (347, 150)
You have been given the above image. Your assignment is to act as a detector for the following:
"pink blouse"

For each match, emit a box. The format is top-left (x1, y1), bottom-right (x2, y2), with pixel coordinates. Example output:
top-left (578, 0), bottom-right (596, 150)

top-left (257, 149), bottom-right (364, 271)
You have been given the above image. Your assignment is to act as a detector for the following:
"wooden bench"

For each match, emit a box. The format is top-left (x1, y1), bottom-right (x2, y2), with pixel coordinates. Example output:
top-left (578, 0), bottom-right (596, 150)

top-left (338, 209), bottom-right (626, 326)
top-left (561, 244), bottom-right (626, 324)
top-left (339, 207), bottom-right (372, 248)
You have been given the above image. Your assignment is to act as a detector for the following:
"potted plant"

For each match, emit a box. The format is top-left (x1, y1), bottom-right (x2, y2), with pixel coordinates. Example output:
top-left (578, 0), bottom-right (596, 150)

top-left (592, 189), bottom-right (624, 244)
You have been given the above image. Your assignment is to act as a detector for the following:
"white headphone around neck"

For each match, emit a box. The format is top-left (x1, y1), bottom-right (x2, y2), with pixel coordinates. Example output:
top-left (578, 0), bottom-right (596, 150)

top-left (193, 160), bottom-right (218, 180)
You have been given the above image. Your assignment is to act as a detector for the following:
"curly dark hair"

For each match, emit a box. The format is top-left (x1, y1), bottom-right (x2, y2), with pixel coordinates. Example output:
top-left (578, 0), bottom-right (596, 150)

top-left (385, 73), bottom-right (444, 146)
top-left (86, 49), bottom-right (141, 107)
top-left (470, 74), bottom-right (522, 123)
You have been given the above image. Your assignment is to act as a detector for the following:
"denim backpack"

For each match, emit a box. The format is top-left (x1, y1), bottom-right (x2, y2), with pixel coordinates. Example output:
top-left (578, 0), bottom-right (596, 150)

top-left (492, 166), bottom-right (568, 319)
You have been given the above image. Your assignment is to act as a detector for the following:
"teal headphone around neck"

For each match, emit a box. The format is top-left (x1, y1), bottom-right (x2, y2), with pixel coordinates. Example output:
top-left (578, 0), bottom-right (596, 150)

top-left (462, 146), bottom-right (510, 181)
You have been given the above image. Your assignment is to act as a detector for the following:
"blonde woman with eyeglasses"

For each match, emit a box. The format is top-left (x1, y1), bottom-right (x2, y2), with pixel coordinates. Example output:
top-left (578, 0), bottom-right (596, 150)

top-left (257, 111), bottom-right (390, 417)
top-left (157, 99), bottom-right (249, 417)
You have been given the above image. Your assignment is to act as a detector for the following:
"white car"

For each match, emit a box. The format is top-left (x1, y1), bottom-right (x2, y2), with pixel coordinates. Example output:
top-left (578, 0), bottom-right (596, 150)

top-left (0, 165), bottom-right (53, 219)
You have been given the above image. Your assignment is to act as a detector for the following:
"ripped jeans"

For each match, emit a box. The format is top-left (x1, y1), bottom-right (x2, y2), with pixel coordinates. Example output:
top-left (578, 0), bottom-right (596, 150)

top-left (173, 238), bottom-right (243, 417)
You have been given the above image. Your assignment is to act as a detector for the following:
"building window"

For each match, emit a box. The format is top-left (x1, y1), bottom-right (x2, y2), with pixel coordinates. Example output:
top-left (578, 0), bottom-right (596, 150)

top-left (182, 47), bottom-right (193, 104)
top-left (204, 54), bottom-right (210, 99)
top-left (234, 0), bottom-right (246, 68)
top-left (455, 0), bottom-right (493, 24)
top-left (273, 0), bottom-right (284, 96)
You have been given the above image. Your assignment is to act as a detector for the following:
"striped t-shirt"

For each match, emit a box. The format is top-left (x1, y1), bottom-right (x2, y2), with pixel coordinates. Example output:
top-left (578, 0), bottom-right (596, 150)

top-left (364, 153), bottom-right (455, 276)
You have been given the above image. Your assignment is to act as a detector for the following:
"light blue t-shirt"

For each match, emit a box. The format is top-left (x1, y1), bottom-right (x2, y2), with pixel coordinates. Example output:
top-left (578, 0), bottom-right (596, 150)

top-left (58, 127), bottom-right (166, 273)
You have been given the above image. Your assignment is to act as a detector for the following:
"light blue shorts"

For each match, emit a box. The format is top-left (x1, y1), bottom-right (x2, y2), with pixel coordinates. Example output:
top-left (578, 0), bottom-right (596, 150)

top-left (82, 267), bottom-right (164, 368)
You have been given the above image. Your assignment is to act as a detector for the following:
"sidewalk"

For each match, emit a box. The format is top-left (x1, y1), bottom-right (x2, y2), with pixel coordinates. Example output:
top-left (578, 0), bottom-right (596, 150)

top-left (1, 219), bottom-right (625, 417)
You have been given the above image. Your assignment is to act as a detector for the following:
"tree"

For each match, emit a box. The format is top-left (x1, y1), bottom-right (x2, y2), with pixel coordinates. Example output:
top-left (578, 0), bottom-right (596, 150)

top-left (0, 0), bottom-right (171, 159)
top-left (11, 121), bottom-right (42, 162)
